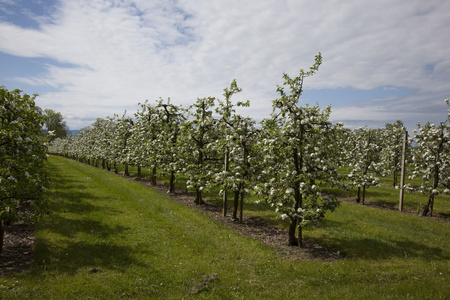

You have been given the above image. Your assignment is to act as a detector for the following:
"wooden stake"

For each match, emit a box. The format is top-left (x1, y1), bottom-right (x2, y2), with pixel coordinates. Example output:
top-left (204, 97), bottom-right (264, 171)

top-left (222, 150), bottom-right (229, 217)
top-left (399, 130), bottom-right (408, 211)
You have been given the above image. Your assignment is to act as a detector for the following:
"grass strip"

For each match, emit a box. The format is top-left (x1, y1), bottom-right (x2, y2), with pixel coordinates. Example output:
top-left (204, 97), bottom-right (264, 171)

top-left (0, 156), bottom-right (448, 299)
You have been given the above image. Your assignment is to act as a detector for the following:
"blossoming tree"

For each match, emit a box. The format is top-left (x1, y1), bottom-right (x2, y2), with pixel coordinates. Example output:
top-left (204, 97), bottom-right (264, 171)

top-left (154, 98), bottom-right (185, 193)
top-left (407, 99), bottom-right (450, 216)
top-left (256, 54), bottom-right (341, 247)
top-left (215, 80), bottom-right (258, 220)
top-left (0, 87), bottom-right (48, 253)
top-left (381, 120), bottom-right (409, 187)
top-left (181, 96), bottom-right (219, 204)
top-left (131, 101), bottom-right (162, 180)
top-left (344, 127), bottom-right (383, 204)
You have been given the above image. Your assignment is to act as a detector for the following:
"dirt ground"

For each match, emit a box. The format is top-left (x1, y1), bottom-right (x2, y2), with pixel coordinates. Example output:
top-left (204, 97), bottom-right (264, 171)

top-left (0, 222), bottom-right (35, 276)
top-left (2, 173), bottom-right (448, 276)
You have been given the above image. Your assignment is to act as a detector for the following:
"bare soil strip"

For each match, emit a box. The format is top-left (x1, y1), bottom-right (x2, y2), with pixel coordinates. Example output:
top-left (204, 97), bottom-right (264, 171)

top-left (0, 222), bottom-right (35, 276)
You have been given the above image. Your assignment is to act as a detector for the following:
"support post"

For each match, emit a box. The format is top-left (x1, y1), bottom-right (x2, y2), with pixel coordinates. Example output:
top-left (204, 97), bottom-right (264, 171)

top-left (399, 130), bottom-right (408, 211)
top-left (222, 150), bottom-right (229, 217)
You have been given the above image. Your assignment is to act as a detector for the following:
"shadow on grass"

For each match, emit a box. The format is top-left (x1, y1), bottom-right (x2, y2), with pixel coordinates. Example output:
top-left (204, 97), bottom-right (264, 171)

top-left (35, 197), bottom-right (142, 273)
top-left (319, 236), bottom-right (448, 261)
top-left (32, 158), bottom-right (149, 275)
top-left (45, 158), bottom-right (126, 217)
top-left (33, 238), bottom-right (150, 275)
top-left (46, 186), bottom-right (124, 216)
top-left (309, 220), bottom-right (449, 261)
top-left (34, 195), bottom-right (140, 275)
top-left (41, 212), bottom-right (129, 239)
top-left (440, 211), bottom-right (450, 218)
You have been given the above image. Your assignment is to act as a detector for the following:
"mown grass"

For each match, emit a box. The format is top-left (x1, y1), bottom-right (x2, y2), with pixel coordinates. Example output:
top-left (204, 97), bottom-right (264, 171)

top-left (0, 156), bottom-right (448, 299)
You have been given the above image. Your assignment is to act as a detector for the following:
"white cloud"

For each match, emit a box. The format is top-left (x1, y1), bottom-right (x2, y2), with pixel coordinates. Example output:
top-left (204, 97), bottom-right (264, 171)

top-left (0, 0), bottom-right (449, 129)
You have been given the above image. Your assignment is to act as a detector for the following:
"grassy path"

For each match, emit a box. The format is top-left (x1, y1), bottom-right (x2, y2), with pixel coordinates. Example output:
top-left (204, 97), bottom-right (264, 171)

top-left (0, 156), bottom-right (449, 299)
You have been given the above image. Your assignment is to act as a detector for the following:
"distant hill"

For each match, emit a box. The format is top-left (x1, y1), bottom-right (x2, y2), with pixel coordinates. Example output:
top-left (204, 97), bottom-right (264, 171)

top-left (67, 130), bottom-right (79, 135)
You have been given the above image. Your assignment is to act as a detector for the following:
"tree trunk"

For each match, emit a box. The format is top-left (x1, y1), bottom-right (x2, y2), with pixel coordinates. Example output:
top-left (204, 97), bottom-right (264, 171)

top-left (290, 145), bottom-right (303, 247)
top-left (124, 163), bottom-right (129, 176)
top-left (169, 171), bottom-right (175, 193)
top-left (238, 146), bottom-right (249, 223)
top-left (232, 189), bottom-right (239, 220)
top-left (195, 147), bottom-right (205, 205)
top-left (0, 220), bottom-right (4, 255)
top-left (297, 225), bottom-right (303, 248)
top-left (421, 193), bottom-right (434, 217)
top-left (356, 187), bottom-right (361, 203)
top-left (151, 167), bottom-right (157, 185)
top-left (422, 156), bottom-right (440, 217)
top-left (239, 185), bottom-right (244, 223)
top-left (288, 217), bottom-right (298, 246)
top-left (422, 137), bottom-right (443, 217)
top-left (222, 190), bottom-right (228, 217)
top-left (393, 169), bottom-right (398, 187)
top-left (137, 165), bottom-right (141, 178)
top-left (362, 184), bottom-right (366, 205)
top-left (290, 187), bottom-right (303, 247)
top-left (195, 189), bottom-right (204, 205)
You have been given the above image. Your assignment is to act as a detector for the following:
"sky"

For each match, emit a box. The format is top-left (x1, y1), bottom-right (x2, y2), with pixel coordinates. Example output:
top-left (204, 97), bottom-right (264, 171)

top-left (1, 0), bottom-right (449, 130)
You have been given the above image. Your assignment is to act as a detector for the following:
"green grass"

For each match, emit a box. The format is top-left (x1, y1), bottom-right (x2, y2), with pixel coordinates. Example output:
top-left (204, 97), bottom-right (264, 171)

top-left (320, 169), bottom-right (450, 217)
top-left (1, 156), bottom-right (448, 299)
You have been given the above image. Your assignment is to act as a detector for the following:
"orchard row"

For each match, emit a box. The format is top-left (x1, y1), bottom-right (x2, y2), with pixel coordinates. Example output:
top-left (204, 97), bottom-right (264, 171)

top-left (49, 55), bottom-right (450, 246)
top-left (0, 86), bottom-right (49, 253)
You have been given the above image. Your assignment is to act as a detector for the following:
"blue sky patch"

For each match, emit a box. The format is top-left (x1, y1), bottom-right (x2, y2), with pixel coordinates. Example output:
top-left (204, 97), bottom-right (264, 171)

top-left (0, 53), bottom-right (78, 94)
top-left (0, 0), bottom-right (58, 29)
